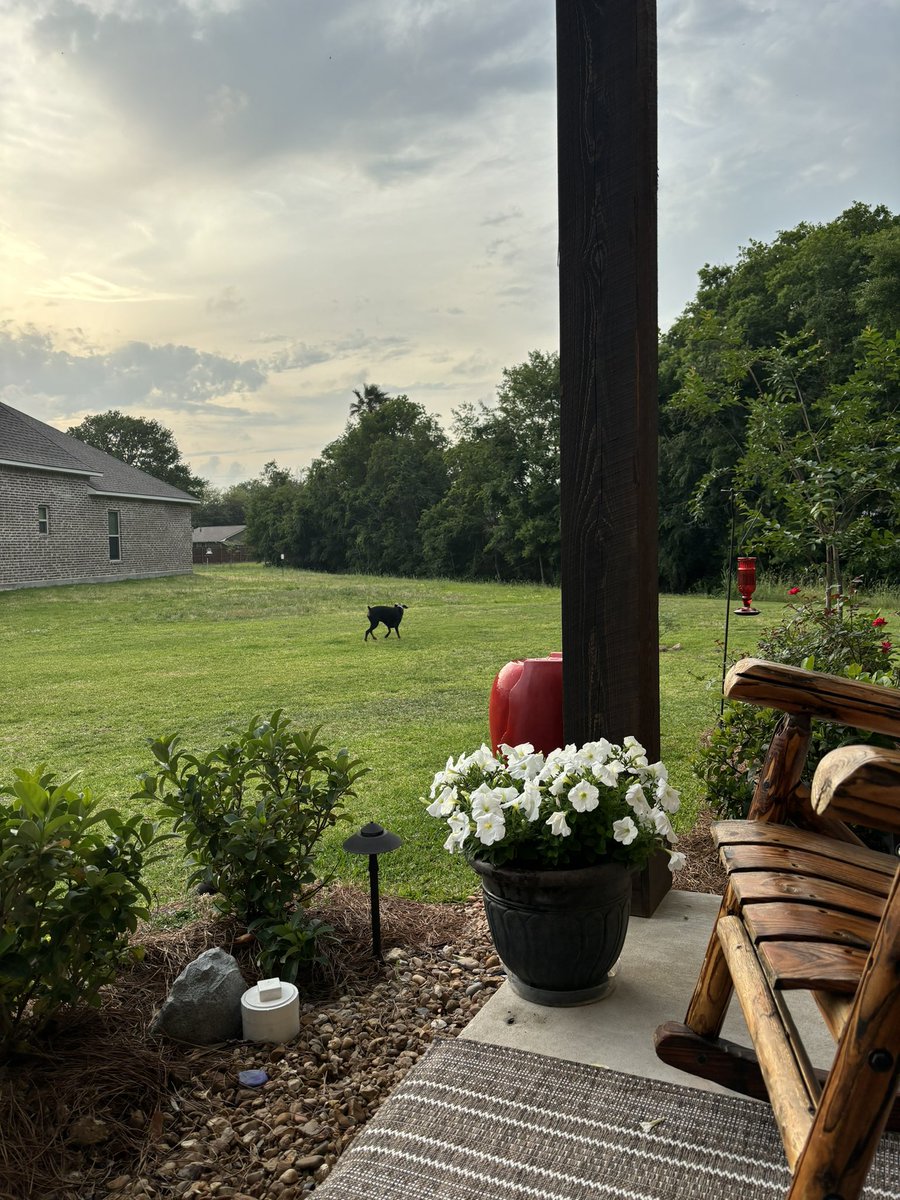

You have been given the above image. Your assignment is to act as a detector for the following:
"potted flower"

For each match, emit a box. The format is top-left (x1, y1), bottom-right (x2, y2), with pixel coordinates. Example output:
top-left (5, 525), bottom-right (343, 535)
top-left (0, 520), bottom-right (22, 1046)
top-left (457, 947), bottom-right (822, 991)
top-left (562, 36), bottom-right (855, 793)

top-left (424, 738), bottom-right (685, 1006)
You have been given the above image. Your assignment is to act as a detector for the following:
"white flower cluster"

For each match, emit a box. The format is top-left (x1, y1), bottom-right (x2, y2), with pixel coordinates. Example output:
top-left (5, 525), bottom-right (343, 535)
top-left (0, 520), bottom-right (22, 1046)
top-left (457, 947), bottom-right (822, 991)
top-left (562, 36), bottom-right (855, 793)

top-left (425, 738), bottom-right (685, 872)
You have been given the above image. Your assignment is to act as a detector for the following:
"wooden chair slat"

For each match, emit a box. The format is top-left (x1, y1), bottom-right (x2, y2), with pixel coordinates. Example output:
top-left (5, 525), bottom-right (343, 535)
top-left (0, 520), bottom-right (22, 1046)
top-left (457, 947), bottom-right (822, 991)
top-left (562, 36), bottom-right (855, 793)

top-left (813, 991), bottom-right (854, 1043)
top-left (724, 657), bottom-right (900, 735)
top-left (719, 843), bottom-right (893, 895)
top-left (758, 940), bottom-right (868, 993)
top-left (717, 916), bottom-right (817, 1168)
top-left (712, 819), bottom-right (897, 876)
top-left (729, 871), bottom-right (887, 920)
top-left (741, 901), bottom-right (877, 950)
top-left (811, 744), bottom-right (900, 833)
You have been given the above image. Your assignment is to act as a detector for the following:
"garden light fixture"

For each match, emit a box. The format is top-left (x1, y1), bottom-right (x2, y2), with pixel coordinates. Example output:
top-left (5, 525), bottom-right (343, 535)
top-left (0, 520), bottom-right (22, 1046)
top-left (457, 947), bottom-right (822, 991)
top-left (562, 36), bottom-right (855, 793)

top-left (343, 822), bottom-right (402, 961)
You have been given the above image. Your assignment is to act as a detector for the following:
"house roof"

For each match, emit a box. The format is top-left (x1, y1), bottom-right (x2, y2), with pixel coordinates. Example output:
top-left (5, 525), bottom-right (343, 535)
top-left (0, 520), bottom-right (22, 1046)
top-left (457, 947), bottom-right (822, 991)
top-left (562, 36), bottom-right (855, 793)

top-left (192, 525), bottom-right (247, 543)
top-left (0, 402), bottom-right (200, 504)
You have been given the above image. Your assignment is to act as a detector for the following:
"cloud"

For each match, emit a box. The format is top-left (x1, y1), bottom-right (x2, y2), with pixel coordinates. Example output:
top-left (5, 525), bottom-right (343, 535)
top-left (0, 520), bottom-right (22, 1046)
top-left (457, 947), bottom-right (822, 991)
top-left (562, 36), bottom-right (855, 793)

top-left (205, 285), bottom-right (245, 314)
top-left (656, 0), bottom-right (899, 322)
top-left (31, 272), bottom-right (184, 304)
top-left (0, 324), bottom-right (265, 413)
top-left (25, 0), bottom-right (554, 182)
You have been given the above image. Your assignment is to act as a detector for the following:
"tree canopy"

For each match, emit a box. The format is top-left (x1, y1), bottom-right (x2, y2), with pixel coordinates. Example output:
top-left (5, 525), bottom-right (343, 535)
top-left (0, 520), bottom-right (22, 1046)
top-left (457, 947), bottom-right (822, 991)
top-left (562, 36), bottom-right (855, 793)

top-left (658, 202), bottom-right (899, 590)
top-left (67, 410), bottom-right (207, 495)
top-left (205, 204), bottom-right (899, 593)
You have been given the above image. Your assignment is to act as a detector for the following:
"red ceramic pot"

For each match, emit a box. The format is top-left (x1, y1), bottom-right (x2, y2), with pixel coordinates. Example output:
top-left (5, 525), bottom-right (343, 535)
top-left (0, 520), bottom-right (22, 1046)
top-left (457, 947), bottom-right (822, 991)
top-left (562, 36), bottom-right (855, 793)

top-left (489, 654), bottom-right (564, 755)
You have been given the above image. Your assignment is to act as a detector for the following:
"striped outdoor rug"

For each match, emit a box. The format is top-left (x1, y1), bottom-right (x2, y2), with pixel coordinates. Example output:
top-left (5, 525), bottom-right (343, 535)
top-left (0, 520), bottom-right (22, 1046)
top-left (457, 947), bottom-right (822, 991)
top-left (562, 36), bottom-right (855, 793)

top-left (317, 1037), bottom-right (900, 1200)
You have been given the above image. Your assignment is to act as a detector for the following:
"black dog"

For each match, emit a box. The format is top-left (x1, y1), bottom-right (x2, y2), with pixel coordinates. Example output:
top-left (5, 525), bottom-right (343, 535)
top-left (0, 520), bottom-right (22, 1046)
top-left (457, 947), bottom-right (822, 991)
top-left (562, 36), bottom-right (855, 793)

top-left (365, 604), bottom-right (408, 640)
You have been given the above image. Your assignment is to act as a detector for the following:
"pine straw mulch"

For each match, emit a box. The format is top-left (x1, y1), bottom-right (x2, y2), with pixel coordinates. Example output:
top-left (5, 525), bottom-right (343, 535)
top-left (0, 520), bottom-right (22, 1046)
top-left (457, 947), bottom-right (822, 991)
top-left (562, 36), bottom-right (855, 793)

top-left (0, 830), bottom-right (724, 1200)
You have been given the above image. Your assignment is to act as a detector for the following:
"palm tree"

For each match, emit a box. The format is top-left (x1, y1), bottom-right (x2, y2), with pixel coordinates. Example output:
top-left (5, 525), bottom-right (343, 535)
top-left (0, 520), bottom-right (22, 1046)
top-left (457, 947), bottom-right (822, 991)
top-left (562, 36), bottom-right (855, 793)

top-left (350, 383), bottom-right (391, 418)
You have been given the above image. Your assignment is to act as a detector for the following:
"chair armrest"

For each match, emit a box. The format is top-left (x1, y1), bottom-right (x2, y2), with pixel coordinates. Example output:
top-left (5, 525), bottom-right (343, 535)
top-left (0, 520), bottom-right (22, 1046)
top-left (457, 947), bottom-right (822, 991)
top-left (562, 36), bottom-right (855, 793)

top-left (811, 745), bottom-right (900, 834)
top-left (725, 658), bottom-right (900, 737)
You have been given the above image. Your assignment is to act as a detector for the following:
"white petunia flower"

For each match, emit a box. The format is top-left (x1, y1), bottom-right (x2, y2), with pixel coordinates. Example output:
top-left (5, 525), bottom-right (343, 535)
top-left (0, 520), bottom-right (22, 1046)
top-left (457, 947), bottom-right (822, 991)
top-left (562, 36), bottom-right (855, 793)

top-left (426, 785), bottom-right (458, 817)
top-left (500, 741), bottom-right (535, 761)
top-left (496, 786), bottom-right (524, 808)
top-left (443, 811), bottom-right (471, 852)
top-left (593, 760), bottom-right (626, 788)
top-left (667, 851), bottom-right (686, 872)
top-left (549, 773), bottom-right (570, 797)
top-left (471, 785), bottom-right (504, 821)
top-left (469, 744), bottom-right (501, 773)
top-left (625, 782), bottom-right (652, 818)
top-left (656, 782), bottom-right (681, 813)
top-left (508, 752), bottom-right (546, 781)
top-left (650, 807), bottom-right (675, 841)
top-left (613, 816), bottom-right (638, 845)
top-left (475, 811), bottom-right (506, 845)
top-left (568, 780), bottom-right (600, 812)
top-left (623, 736), bottom-right (648, 767)
top-left (546, 810), bottom-right (572, 838)
top-left (574, 739), bottom-right (612, 768)
top-left (519, 781), bottom-right (543, 821)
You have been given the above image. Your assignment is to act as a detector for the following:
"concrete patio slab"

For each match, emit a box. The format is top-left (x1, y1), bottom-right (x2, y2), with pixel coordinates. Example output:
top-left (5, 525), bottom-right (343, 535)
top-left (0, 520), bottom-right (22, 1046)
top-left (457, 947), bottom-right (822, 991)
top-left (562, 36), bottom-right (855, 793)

top-left (461, 888), bottom-right (836, 1092)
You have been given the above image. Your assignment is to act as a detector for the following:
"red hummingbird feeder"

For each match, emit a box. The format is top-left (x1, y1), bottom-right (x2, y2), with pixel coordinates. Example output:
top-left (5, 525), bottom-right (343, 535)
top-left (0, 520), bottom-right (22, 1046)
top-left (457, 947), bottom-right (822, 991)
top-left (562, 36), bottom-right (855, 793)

top-left (735, 556), bottom-right (760, 616)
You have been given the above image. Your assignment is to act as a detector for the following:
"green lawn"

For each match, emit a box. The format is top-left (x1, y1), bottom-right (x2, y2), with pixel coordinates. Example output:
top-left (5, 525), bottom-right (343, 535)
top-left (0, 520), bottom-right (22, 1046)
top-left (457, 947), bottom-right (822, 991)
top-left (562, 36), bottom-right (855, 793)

top-left (0, 566), bottom-right (766, 908)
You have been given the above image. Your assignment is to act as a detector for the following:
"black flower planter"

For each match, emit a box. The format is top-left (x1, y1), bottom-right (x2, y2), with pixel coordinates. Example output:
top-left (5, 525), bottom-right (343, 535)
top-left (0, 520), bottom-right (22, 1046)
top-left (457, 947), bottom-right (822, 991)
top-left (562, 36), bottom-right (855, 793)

top-left (471, 857), bottom-right (632, 1007)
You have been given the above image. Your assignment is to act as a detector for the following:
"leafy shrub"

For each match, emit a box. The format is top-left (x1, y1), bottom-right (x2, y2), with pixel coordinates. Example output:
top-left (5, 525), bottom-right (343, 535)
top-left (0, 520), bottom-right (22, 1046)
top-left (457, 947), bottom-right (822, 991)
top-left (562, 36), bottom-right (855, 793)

top-left (0, 769), bottom-right (167, 1052)
top-left (135, 713), bottom-right (367, 981)
top-left (694, 592), bottom-right (899, 820)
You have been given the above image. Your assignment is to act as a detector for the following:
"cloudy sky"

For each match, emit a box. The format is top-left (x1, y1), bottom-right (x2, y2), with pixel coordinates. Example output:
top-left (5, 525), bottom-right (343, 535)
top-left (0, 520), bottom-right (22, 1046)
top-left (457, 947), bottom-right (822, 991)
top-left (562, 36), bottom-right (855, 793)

top-left (2, 0), bottom-right (898, 490)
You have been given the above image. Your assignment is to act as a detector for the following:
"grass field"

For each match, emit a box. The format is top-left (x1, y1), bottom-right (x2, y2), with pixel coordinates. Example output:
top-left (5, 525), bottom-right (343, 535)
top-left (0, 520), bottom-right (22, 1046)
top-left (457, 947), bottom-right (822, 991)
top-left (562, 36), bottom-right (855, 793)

top-left (0, 565), bottom-right (779, 910)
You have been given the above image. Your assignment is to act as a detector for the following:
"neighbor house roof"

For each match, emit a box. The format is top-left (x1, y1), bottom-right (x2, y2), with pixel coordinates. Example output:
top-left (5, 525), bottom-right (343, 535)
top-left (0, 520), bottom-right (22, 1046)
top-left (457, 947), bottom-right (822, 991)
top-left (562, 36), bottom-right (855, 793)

top-left (192, 525), bottom-right (247, 543)
top-left (0, 402), bottom-right (200, 504)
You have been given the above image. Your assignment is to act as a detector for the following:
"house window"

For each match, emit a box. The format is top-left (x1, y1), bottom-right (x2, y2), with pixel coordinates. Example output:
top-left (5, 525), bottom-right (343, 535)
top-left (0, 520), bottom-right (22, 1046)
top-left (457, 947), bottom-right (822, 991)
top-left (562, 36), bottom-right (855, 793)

top-left (108, 510), bottom-right (121, 560)
top-left (38, 505), bottom-right (49, 534)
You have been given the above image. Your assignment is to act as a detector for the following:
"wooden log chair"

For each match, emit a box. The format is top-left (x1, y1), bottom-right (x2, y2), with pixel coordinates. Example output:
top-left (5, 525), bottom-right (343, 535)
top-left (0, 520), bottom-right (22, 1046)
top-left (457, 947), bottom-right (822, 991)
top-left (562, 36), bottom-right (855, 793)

top-left (655, 656), bottom-right (900, 1200)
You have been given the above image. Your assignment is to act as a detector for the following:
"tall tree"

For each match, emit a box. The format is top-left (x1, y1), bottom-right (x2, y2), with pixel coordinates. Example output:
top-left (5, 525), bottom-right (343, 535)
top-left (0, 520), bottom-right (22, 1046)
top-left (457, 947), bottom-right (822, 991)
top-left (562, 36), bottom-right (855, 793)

top-left (349, 383), bottom-right (391, 419)
top-left (421, 352), bottom-right (561, 583)
top-left (192, 480), bottom-right (262, 528)
top-left (244, 463), bottom-right (303, 564)
top-left (287, 394), bottom-right (449, 577)
top-left (67, 410), bottom-right (206, 495)
top-left (657, 202), bottom-right (899, 590)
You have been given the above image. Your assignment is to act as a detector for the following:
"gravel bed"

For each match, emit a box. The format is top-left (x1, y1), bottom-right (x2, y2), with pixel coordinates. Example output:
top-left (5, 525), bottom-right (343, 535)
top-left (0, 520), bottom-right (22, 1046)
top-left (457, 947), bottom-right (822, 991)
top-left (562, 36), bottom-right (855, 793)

top-left (92, 902), bottom-right (502, 1200)
top-left (5, 852), bottom-right (719, 1200)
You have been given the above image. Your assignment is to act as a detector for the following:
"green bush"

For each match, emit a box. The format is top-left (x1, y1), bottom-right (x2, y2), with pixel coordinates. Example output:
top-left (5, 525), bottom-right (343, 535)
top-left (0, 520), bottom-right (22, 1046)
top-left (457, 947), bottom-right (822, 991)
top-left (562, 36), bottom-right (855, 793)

top-left (693, 592), bottom-right (899, 820)
top-left (135, 713), bottom-right (367, 981)
top-left (0, 769), bottom-right (167, 1052)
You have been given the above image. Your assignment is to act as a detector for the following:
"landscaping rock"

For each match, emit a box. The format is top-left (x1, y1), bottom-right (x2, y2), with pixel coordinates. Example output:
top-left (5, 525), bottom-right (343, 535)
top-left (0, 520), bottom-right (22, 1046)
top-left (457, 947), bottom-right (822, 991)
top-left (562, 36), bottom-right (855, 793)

top-left (150, 947), bottom-right (248, 1044)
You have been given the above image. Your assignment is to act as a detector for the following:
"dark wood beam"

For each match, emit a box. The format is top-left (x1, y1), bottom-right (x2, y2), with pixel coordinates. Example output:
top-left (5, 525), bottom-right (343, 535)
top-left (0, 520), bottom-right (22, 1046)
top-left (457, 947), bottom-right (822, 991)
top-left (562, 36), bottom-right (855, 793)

top-left (557, 0), bottom-right (659, 760)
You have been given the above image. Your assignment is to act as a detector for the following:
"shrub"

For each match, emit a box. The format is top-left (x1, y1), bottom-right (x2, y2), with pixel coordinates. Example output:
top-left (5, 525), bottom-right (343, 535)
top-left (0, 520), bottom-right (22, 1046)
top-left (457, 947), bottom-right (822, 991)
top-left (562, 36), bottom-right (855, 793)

top-left (135, 713), bottom-right (367, 981)
top-left (0, 769), bottom-right (167, 1052)
top-left (693, 592), bottom-right (899, 821)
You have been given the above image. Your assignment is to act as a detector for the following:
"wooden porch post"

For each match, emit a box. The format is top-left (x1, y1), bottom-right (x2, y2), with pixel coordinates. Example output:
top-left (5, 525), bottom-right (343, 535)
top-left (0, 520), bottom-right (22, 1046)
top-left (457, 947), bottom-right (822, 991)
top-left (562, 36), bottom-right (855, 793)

top-left (556, 1), bottom-right (666, 912)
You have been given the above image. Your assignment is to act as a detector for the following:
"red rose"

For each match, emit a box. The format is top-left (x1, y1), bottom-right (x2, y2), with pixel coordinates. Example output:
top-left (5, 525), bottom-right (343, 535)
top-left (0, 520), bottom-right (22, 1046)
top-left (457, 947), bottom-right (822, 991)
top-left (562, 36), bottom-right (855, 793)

top-left (788, 587), bottom-right (801, 595)
top-left (881, 641), bottom-right (893, 654)
top-left (872, 616), bottom-right (887, 628)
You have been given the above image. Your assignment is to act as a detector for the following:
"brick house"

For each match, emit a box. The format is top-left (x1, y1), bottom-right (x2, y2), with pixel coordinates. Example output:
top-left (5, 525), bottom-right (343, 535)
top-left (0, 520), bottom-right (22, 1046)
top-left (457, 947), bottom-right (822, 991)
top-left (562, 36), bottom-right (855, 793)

top-left (191, 525), bottom-right (251, 565)
top-left (0, 401), bottom-right (200, 590)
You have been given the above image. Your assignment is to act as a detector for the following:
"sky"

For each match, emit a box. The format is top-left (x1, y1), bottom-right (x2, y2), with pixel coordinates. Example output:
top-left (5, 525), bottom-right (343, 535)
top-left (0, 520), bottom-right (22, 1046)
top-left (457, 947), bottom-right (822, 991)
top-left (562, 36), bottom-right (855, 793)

top-left (2, 0), bottom-right (898, 492)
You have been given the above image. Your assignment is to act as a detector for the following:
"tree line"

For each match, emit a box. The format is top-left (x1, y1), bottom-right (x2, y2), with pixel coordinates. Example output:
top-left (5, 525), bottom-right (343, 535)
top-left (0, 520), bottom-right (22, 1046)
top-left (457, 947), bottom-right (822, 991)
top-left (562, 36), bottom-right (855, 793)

top-left (72, 203), bottom-right (900, 591)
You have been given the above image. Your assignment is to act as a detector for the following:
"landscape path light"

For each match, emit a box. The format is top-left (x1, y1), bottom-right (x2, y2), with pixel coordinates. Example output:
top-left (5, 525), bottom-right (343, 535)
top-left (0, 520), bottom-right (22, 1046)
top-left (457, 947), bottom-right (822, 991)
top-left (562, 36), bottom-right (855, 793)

top-left (343, 822), bottom-right (402, 961)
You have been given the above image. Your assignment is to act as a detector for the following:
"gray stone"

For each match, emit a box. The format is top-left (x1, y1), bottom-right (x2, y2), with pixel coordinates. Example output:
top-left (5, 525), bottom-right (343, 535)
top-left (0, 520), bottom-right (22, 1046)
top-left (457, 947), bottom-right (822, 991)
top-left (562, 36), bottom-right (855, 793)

top-left (150, 947), bottom-right (248, 1044)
